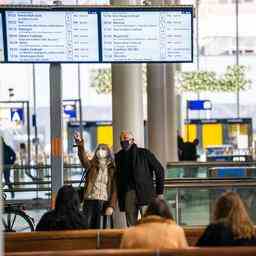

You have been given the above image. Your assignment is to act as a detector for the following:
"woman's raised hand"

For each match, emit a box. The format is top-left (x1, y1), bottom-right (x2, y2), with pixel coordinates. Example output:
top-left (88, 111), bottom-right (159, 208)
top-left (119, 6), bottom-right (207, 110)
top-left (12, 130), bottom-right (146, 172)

top-left (74, 132), bottom-right (84, 146)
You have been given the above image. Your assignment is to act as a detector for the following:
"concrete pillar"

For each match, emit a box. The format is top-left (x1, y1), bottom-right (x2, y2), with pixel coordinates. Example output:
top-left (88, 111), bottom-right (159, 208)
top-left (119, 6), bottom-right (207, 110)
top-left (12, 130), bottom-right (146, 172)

top-left (111, 0), bottom-right (144, 228)
top-left (166, 64), bottom-right (178, 162)
top-left (175, 62), bottom-right (183, 137)
top-left (112, 64), bottom-right (144, 151)
top-left (176, 93), bottom-right (183, 135)
top-left (111, 0), bottom-right (144, 151)
top-left (146, 0), bottom-right (167, 167)
top-left (165, 0), bottom-right (179, 164)
top-left (147, 64), bottom-right (168, 166)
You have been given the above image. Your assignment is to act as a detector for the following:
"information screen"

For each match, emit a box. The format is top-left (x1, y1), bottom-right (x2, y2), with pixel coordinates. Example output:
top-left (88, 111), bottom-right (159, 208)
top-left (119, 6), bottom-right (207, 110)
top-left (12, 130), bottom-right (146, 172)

top-left (0, 13), bottom-right (4, 62)
top-left (101, 9), bottom-right (192, 62)
top-left (5, 10), bottom-right (99, 62)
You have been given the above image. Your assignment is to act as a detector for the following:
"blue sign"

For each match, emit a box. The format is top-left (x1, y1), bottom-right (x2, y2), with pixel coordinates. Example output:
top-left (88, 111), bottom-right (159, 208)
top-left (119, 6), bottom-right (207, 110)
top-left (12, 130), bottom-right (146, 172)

top-left (187, 100), bottom-right (212, 110)
top-left (10, 108), bottom-right (24, 123)
top-left (63, 104), bottom-right (76, 119)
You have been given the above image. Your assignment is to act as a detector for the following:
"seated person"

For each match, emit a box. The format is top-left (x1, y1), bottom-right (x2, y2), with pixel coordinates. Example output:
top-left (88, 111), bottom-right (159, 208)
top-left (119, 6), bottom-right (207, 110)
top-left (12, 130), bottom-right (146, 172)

top-left (36, 185), bottom-right (87, 231)
top-left (197, 191), bottom-right (256, 246)
top-left (120, 198), bottom-right (188, 249)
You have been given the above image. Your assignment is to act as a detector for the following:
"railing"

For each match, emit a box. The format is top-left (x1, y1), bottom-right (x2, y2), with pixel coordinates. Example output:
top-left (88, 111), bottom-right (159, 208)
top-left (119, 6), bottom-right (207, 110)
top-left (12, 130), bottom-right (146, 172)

top-left (4, 161), bottom-right (256, 226)
top-left (166, 161), bottom-right (256, 225)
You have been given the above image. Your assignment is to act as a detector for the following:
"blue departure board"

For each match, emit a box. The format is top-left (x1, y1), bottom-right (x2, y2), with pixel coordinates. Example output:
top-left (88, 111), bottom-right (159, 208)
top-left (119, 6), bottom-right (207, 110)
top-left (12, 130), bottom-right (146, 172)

top-left (101, 8), bottom-right (193, 62)
top-left (5, 10), bottom-right (99, 62)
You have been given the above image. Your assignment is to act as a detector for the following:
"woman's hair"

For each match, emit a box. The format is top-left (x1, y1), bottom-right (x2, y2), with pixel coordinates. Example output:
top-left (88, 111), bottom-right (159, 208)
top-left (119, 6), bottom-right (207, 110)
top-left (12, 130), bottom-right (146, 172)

top-left (214, 191), bottom-right (255, 239)
top-left (144, 198), bottom-right (173, 220)
top-left (55, 185), bottom-right (81, 214)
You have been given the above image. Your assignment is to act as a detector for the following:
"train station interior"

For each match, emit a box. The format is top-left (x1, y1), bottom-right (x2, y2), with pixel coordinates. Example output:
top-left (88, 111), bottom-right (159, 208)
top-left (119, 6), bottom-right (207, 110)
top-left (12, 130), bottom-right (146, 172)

top-left (1, 0), bottom-right (256, 255)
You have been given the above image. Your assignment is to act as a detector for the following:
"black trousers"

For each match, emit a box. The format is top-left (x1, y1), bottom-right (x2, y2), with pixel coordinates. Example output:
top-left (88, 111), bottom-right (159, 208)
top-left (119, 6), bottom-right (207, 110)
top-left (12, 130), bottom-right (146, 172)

top-left (83, 200), bottom-right (113, 229)
top-left (3, 167), bottom-right (12, 189)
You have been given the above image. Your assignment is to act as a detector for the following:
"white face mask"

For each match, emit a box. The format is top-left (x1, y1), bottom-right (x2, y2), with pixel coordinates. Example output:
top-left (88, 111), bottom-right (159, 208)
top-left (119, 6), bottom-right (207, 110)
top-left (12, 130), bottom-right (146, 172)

top-left (96, 148), bottom-right (108, 159)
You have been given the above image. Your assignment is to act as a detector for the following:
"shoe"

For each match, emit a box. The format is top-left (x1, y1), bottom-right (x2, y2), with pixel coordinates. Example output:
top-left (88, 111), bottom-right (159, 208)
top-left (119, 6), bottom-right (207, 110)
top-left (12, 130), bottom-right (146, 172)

top-left (8, 185), bottom-right (15, 199)
top-left (11, 190), bottom-right (15, 199)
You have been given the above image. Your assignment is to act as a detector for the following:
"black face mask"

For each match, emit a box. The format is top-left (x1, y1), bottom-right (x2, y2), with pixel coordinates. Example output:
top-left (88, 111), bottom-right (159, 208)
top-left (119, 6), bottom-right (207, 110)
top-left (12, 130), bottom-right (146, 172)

top-left (120, 140), bottom-right (130, 151)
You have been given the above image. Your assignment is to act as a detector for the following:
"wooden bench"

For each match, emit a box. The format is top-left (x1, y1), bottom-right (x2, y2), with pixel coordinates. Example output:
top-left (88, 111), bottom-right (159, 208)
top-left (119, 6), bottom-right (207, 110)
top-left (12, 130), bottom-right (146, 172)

top-left (5, 247), bottom-right (256, 256)
top-left (4, 228), bottom-right (205, 252)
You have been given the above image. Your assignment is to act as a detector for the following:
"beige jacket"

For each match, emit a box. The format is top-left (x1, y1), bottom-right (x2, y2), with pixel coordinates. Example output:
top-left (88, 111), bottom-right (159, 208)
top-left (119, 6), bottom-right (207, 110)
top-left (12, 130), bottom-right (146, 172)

top-left (120, 215), bottom-right (188, 249)
top-left (77, 140), bottom-right (117, 208)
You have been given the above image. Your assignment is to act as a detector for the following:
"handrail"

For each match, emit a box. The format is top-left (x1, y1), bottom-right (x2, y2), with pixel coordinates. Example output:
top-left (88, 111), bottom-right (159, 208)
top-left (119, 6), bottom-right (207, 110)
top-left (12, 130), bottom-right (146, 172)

top-left (11, 164), bottom-right (82, 170)
top-left (167, 161), bottom-right (256, 167)
top-left (164, 178), bottom-right (256, 188)
top-left (10, 161), bottom-right (256, 170)
top-left (4, 178), bottom-right (256, 193)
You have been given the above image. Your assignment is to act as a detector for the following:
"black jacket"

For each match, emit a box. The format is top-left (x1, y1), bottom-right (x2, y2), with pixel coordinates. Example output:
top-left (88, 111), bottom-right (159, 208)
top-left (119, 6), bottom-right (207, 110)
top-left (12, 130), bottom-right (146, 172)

top-left (3, 142), bottom-right (16, 166)
top-left (115, 144), bottom-right (165, 211)
top-left (197, 222), bottom-right (256, 246)
top-left (180, 142), bottom-right (197, 161)
top-left (36, 210), bottom-right (88, 231)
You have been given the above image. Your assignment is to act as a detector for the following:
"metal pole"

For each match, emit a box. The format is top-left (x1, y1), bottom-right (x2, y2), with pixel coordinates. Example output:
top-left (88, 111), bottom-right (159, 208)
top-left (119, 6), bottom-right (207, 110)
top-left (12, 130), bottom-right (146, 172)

top-left (77, 65), bottom-right (83, 138)
top-left (32, 64), bottom-right (41, 200)
top-left (32, 64), bottom-right (38, 165)
top-left (175, 188), bottom-right (180, 225)
top-left (26, 101), bottom-right (31, 168)
top-left (186, 101), bottom-right (189, 141)
top-left (50, 63), bottom-right (63, 208)
top-left (196, 0), bottom-right (200, 102)
top-left (76, 0), bottom-right (83, 138)
top-left (235, 0), bottom-right (240, 117)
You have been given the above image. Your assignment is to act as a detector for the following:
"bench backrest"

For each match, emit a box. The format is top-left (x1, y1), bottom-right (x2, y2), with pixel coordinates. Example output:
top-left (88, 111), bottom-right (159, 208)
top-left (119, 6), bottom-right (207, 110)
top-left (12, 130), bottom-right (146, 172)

top-left (4, 228), bottom-right (204, 252)
top-left (4, 229), bottom-right (123, 252)
top-left (5, 247), bottom-right (256, 256)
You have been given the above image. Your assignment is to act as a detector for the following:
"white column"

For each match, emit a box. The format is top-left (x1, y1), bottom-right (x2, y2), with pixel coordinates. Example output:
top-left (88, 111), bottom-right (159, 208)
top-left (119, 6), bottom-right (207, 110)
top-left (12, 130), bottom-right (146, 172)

top-left (111, 0), bottom-right (144, 228)
top-left (166, 64), bottom-right (178, 162)
top-left (111, 0), bottom-right (144, 152)
top-left (112, 64), bottom-right (144, 151)
top-left (165, 0), bottom-right (179, 162)
top-left (147, 0), bottom-right (168, 166)
top-left (147, 64), bottom-right (168, 166)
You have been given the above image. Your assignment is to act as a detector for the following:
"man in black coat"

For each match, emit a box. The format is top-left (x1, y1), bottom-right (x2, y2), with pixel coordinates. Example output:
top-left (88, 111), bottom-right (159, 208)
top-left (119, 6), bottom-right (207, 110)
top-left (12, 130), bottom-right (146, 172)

top-left (181, 138), bottom-right (199, 178)
top-left (115, 131), bottom-right (165, 226)
top-left (2, 137), bottom-right (16, 198)
top-left (181, 138), bottom-right (199, 161)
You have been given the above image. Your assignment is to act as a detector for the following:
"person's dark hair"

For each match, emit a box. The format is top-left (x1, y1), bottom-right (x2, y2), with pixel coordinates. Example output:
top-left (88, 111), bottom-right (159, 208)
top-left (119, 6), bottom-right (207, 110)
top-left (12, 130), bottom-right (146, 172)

top-left (177, 135), bottom-right (184, 149)
top-left (144, 198), bottom-right (173, 220)
top-left (55, 185), bottom-right (80, 214)
top-left (193, 138), bottom-right (199, 146)
top-left (36, 185), bottom-right (87, 231)
top-left (20, 143), bottom-right (26, 150)
top-left (1, 136), bottom-right (6, 145)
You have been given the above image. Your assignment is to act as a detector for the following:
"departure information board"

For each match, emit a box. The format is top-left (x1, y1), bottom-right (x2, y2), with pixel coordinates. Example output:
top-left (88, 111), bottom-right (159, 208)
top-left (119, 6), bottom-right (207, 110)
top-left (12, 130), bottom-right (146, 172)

top-left (5, 10), bottom-right (99, 62)
top-left (0, 13), bottom-right (4, 62)
top-left (101, 9), bottom-right (192, 62)
top-left (0, 6), bottom-right (193, 63)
